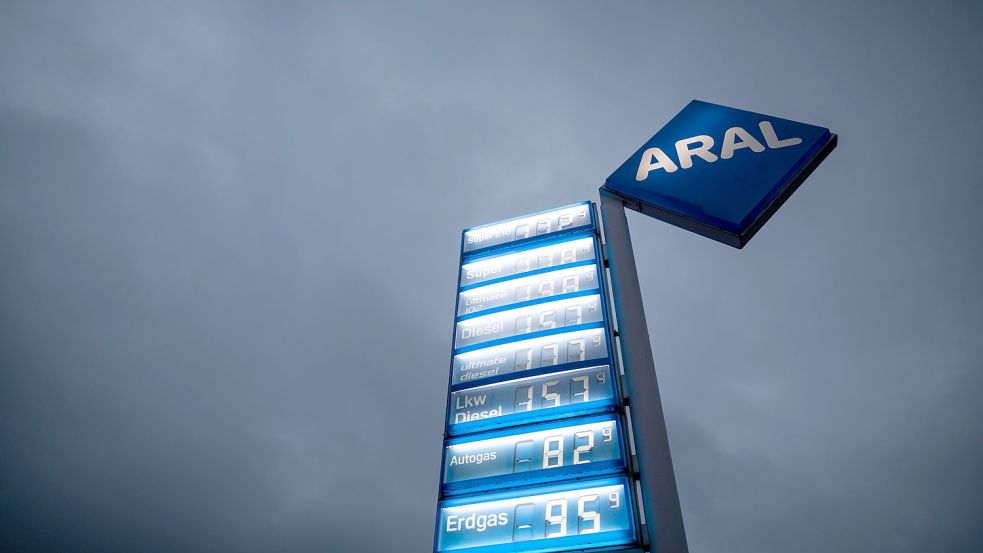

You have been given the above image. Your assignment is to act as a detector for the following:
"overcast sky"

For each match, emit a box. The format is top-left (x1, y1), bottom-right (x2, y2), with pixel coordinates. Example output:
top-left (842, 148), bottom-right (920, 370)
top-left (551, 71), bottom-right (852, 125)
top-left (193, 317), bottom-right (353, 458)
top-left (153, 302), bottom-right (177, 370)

top-left (1, 1), bottom-right (981, 552)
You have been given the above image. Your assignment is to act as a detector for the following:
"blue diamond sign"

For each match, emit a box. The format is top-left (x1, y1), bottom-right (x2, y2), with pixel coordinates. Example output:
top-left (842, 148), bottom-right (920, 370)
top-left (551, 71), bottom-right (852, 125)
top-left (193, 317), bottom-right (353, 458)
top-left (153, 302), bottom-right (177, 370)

top-left (602, 100), bottom-right (837, 248)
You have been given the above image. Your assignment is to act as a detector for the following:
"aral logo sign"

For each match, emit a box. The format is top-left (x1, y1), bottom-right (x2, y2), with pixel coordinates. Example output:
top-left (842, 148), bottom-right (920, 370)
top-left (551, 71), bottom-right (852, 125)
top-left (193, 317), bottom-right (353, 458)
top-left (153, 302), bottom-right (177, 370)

top-left (604, 100), bottom-right (837, 248)
top-left (634, 121), bottom-right (804, 179)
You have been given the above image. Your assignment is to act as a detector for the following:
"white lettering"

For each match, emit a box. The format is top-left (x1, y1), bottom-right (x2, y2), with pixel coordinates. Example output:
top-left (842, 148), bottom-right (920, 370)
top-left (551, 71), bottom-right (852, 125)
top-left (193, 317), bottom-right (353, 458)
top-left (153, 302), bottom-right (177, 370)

top-left (453, 406), bottom-right (503, 423)
top-left (448, 451), bottom-right (497, 466)
top-left (460, 323), bottom-right (503, 341)
top-left (458, 368), bottom-right (501, 382)
top-left (462, 357), bottom-right (506, 371)
top-left (446, 512), bottom-right (509, 533)
top-left (635, 147), bottom-right (678, 180)
top-left (456, 394), bottom-right (488, 409)
top-left (464, 265), bottom-right (502, 280)
top-left (675, 134), bottom-right (718, 169)
top-left (759, 121), bottom-right (802, 149)
top-left (632, 120), bottom-right (804, 181)
top-left (465, 291), bottom-right (508, 307)
top-left (720, 126), bottom-right (765, 159)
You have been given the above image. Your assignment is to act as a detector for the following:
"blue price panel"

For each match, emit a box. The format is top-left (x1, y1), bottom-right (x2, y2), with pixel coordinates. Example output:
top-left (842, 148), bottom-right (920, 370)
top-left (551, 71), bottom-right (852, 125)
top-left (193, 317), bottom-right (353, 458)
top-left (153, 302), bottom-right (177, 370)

top-left (459, 237), bottom-right (596, 289)
top-left (435, 476), bottom-right (637, 553)
top-left (457, 264), bottom-right (600, 317)
top-left (442, 415), bottom-right (626, 495)
top-left (452, 327), bottom-right (609, 387)
top-left (447, 364), bottom-right (617, 436)
top-left (462, 202), bottom-right (594, 255)
top-left (455, 294), bottom-right (604, 350)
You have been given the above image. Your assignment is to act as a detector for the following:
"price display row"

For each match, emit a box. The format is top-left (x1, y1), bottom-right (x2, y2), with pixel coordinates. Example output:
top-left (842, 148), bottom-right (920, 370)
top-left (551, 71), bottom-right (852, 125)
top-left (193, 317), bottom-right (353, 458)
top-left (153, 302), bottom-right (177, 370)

top-left (462, 203), bottom-right (593, 254)
top-left (460, 237), bottom-right (596, 289)
top-left (455, 294), bottom-right (604, 350)
top-left (447, 364), bottom-right (617, 436)
top-left (442, 416), bottom-right (625, 495)
top-left (451, 327), bottom-right (609, 387)
top-left (436, 477), bottom-right (637, 553)
top-left (457, 264), bottom-right (599, 317)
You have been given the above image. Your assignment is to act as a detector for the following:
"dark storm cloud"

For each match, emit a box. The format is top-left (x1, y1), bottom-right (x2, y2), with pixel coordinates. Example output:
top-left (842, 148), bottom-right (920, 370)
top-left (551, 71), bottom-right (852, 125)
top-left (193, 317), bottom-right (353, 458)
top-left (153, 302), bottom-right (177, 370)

top-left (1, 1), bottom-right (981, 552)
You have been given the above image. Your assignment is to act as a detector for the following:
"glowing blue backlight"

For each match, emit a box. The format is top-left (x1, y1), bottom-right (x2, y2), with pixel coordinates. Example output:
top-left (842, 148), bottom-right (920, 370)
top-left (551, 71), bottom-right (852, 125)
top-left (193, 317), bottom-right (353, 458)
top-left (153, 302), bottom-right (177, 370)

top-left (455, 294), bottom-right (604, 350)
top-left (438, 203), bottom-right (641, 552)
top-left (442, 415), bottom-right (626, 495)
top-left (451, 327), bottom-right (609, 387)
top-left (462, 202), bottom-right (593, 255)
top-left (447, 364), bottom-right (617, 436)
top-left (457, 264), bottom-right (600, 318)
top-left (459, 237), bottom-right (596, 289)
top-left (435, 477), bottom-right (637, 553)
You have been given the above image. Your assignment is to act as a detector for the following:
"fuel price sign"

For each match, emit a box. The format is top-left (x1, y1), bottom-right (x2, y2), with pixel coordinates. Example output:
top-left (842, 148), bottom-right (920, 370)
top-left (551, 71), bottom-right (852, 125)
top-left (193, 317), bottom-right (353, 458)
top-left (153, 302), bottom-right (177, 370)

top-left (436, 203), bottom-right (641, 553)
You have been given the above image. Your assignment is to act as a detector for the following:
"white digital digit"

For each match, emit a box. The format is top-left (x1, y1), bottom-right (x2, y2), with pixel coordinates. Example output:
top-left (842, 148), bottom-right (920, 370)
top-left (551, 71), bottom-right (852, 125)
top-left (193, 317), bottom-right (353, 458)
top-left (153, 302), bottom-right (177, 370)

top-left (513, 503), bottom-right (535, 542)
top-left (543, 435), bottom-right (563, 469)
top-left (516, 284), bottom-right (532, 302)
top-left (571, 375), bottom-right (590, 403)
top-left (565, 305), bottom-right (583, 325)
top-left (538, 253), bottom-right (553, 269)
top-left (541, 343), bottom-right (559, 366)
top-left (608, 491), bottom-right (620, 509)
top-left (514, 439), bottom-right (535, 471)
top-left (515, 385), bottom-right (533, 411)
top-left (538, 310), bottom-right (556, 330)
top-left (561, 275), bottom-right (578, 293)
top-left (541, 380), bottom-right (560, 407)
top-left (535, 218), bottom-right (551, 235)
top-left (538, 280), bottom-right (555, 298)
top-left (573, 430), bottom-right (594, 464)
top-left (514, 348), bottom-right (532, 371)
top-left (516, 314), bottom-right (533, 335)
top-left (557, 213), bottom-right (573, 230)
top-left (577, 494), bottom-right (600, 534)
top-left (602, 426), bottom-right (613, 442)
top-left (567, 338), bottom-right (586, 362)
top-left (514, 223), bottom-right (530, 240)
top-left (596, 371), bottom-right (606, 384)
top-left (545, 499), bottom-right (567, 538)
top-left (560, 247), bottom-right (576, 264)
top-left (515, 256), bottom-right (532, 273)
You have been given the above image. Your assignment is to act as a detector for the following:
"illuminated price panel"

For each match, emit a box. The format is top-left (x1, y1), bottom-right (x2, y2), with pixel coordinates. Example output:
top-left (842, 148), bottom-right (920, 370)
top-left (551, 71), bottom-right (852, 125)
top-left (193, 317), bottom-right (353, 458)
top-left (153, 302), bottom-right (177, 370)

top-left (442, 415), bottom-right (625, 495)
top-left (460, 237), bottom-right (596, 289)
top-left (462, 202), bottom-right (593, 255)
top-left (437, 203), bottom-right (641, 553)
top-left (447, 365), bottom-right (617, 436)
top-left (452, 327), bottom-right (609, 387)
top-left (435, 477), bottom-right (637, 553)
top-left (457, 264), bottom-right (599, 317)
top-left (455, 294), bottom-right (604, 350)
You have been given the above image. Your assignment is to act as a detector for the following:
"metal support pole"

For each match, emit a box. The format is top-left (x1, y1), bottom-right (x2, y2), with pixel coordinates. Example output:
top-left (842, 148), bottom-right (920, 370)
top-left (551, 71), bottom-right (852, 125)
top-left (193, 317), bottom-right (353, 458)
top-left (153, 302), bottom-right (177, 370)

top-left (599, 189), bottom-right (688, 553)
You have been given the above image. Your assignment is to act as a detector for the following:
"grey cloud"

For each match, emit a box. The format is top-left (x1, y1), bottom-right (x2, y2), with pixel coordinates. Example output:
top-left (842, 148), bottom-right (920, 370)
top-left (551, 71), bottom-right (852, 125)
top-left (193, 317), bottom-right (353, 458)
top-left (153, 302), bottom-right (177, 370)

top-left (1, 1), bottom-right (981, 552)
